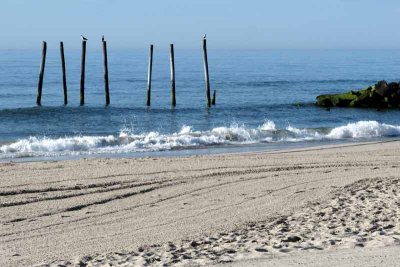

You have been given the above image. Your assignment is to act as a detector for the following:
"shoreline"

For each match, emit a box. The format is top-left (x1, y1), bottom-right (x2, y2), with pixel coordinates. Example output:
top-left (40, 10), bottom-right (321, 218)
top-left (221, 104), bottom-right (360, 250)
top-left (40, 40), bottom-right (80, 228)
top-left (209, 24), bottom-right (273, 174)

top-left (1, 137), bottom-right (398, 164)
top-left (1, 141), bottom-right (400, 266)
top-left (1, 119), bottom-right (400, 163)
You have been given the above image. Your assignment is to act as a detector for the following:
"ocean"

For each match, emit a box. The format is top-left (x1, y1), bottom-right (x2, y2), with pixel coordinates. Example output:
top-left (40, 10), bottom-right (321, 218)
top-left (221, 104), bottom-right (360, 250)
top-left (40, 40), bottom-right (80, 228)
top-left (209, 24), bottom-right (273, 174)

top-left (1, 48), bottom-right (400, 160)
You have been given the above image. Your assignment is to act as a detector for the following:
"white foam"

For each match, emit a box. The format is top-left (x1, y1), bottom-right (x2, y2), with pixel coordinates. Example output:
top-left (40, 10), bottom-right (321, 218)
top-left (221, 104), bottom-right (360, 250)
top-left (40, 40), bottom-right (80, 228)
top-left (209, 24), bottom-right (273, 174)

top-left (1, 120), bottom-right (399, 158)
top-left (259, 120), bottom-right (276, 131)
top-left (326, 121), bottom-right (400, 139)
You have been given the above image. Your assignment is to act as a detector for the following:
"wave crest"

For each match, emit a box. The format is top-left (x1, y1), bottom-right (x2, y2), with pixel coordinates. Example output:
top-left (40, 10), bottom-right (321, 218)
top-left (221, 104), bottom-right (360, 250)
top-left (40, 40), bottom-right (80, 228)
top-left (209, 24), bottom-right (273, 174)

top-left (1, 120), bottom-right (399, 158)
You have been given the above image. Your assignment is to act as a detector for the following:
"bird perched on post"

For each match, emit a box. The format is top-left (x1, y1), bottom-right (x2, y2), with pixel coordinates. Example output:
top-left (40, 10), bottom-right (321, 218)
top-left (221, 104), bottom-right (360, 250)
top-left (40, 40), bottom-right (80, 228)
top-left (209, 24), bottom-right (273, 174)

top-left (102, 35), bottom-right (105, 42)
top-left (81, 35), bottom-right (88, 41)
top-left (203, 34), bottom-right (207, 39)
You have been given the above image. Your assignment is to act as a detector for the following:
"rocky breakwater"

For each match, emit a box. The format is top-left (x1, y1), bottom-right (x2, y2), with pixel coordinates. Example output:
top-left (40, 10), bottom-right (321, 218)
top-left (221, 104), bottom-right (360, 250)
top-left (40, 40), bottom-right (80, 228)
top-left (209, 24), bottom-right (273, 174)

top-left (316, 81), bottom-right (400, 108)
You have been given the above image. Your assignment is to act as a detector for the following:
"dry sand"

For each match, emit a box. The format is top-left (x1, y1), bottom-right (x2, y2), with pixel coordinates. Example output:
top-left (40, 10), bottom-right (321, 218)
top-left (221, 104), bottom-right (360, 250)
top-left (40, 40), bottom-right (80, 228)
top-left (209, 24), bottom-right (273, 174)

top-left (214, 246), bottom-right (400, 267)
top-left (0, 141), bottom-right (400, 266)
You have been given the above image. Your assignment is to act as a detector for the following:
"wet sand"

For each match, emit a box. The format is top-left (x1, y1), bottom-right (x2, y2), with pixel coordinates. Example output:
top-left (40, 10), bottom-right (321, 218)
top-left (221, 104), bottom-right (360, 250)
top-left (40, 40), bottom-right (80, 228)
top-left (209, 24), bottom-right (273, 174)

top-left (1, 141), bottom-right (399, 266)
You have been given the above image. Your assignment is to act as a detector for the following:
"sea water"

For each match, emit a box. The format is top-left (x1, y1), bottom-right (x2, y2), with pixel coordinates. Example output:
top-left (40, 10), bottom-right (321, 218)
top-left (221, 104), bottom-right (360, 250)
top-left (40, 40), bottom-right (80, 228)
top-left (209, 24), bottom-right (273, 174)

top-left (1, 48), bottom-right (400, 159)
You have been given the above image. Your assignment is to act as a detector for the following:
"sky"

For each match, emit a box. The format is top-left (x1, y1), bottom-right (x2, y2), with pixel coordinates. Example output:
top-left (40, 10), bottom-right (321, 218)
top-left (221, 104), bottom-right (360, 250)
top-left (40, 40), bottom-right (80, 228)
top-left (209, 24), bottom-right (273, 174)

top-left (0, 0), bottom-right (399, 50)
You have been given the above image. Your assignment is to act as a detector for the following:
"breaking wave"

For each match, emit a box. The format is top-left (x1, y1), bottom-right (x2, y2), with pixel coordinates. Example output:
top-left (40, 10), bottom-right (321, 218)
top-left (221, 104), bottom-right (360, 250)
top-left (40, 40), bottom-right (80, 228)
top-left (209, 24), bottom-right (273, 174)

top-left (1, 120), bottom-right (399, 158)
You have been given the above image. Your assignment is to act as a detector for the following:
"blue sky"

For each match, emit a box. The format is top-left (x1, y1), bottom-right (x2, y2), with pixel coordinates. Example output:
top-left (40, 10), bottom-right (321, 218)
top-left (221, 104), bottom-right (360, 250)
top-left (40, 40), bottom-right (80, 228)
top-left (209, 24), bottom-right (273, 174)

top-left (0, 0), bottom-right (399, 50)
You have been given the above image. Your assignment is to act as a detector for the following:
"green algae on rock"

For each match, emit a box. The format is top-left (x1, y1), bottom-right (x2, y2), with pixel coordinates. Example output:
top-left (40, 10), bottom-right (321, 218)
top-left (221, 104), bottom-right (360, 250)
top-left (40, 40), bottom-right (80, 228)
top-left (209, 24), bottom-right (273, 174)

top-left (316, 81), bottom-right (400, 108)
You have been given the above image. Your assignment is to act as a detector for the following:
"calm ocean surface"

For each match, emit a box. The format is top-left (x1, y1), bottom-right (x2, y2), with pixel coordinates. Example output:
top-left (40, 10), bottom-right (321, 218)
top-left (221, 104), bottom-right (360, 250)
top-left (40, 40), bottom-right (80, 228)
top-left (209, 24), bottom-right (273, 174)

top-left (1, 48), bottom-right (400, 159)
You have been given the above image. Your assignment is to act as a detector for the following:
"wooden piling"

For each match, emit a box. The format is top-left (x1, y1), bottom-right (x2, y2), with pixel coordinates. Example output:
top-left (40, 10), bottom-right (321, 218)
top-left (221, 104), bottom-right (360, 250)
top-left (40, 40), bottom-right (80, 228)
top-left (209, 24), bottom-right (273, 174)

top-left (60, 42), bottom-right (68, 105)
top-left (146, 44), bottom-right (154, 106)
top-left (102, 40), bottom-right (110, 106)
top-left (80, 40), bottom-right (87, 106)
top-left (170, 44), bottom-right (176, 107)
top-left (212, 89), bottom-right (216, 105)
top-left (36, 41), bottom-right (47, 106)
top-left (202, 37), bottom-right (211, 107)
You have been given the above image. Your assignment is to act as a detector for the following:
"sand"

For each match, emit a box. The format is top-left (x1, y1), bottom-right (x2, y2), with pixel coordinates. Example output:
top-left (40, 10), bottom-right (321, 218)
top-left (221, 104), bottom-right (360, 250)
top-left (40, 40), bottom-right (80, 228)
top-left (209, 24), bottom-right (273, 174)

top-left (214, 246), bottom-right (400, 267)
top-left (1, 141), bottom-right (400, 266)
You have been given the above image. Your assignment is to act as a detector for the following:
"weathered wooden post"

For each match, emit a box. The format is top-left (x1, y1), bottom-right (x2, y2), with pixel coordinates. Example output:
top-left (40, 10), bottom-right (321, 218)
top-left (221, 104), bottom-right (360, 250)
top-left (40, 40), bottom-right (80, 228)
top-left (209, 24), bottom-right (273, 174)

top-left (80, 40), bottom-right (87, 106)
top-left (170, 44), bottom-right (176, 107)
top-left (60, 42), bottom-right (68, 105)
top-left (102, 40), bottom-right (110, 106)
top-left (212, 89), bottom-right (216, 105)
top-left (146, 44), bottom-right (154, 106)
top-left (202, 36), bottom-right (211, 107)
top-left (36, 41), bottom-right (47, 106)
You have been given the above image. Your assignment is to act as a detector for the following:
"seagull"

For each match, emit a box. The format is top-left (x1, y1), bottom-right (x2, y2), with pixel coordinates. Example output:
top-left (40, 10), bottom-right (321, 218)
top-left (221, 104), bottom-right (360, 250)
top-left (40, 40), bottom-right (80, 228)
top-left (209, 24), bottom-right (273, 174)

top-left (81, 35), bottom-right (88, 41)
top-left (102, 35), bottom-right (105, 42)
top-left (203, 34), bottom-right (207, 39)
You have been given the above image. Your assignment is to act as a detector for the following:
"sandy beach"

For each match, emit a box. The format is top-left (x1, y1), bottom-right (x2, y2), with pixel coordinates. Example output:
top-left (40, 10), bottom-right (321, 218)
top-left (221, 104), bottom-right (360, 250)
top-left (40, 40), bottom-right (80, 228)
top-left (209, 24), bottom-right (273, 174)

top-left (1, 141), bottom-right (400, 266)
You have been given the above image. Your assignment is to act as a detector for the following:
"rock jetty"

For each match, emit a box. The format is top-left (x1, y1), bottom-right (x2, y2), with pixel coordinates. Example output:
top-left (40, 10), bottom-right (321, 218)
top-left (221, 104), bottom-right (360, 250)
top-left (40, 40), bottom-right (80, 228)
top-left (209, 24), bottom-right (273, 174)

top-left (316, 80), bottom-right (400, 108)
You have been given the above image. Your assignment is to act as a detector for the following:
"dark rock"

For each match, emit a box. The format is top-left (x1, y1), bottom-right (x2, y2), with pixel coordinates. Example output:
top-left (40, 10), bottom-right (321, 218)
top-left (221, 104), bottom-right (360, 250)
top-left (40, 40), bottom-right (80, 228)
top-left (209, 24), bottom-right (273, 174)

top-left (225, 249), bottom-right (236, 254)
top-left (383, 224), bottom-right (395, 229)
top-left (388, 82), bottom-right (399, 93)
top-left (275, 217), bottom-right (287, 225)
top-left (190, 240), bottom-right (201, 247)
top-left (282, 235), bottom-right (301, 242)
top-left (255, 247), bottom-right (268, 252)
top-left (375, 80), bottom-right (389, 96)
top-left (279, 227), bottom-right (290, 233)
top-left (164, 242), bottom-right (176, 252)
top-left (316, 80), bottom-right (400, 108)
